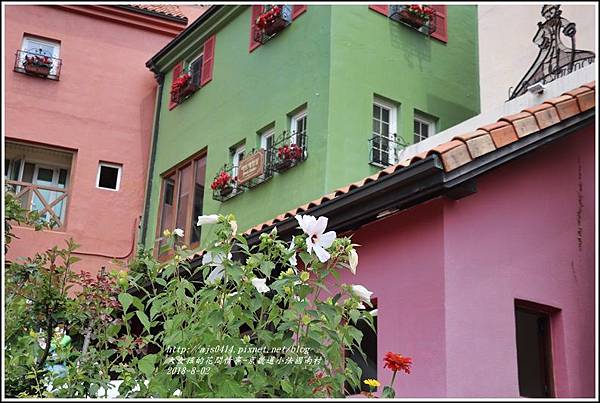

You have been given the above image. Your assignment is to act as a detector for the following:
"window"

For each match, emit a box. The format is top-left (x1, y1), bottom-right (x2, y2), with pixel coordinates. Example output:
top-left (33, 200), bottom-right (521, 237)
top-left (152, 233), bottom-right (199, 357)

top-left (260, 127), bottom-right (275, 167)
top-left (514, 300), bottom-right (557, 397)
top-left (231, 143), bottom-right (246, 180)
top-left (157, 154), bottom-right (207, 254)
top-left (371, 97), bottom-right (398, 166)
top-left (187, 52), bottom-right (203, 89)
top-left (345, 298), bottom-right (378, 395)
top-left (5, 141), bottom-right (72, 227)
top-left (290, 109), bottom-right (307, 147)
top-left (413, 113), bottom-right (437, 143)
top-left (17, 35), bottom-right (61, 79)
top-left (96, 162), bottom-right (122, 191)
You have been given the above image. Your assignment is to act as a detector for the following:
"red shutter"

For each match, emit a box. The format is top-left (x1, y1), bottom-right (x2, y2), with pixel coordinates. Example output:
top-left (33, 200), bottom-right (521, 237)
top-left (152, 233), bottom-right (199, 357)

top-left (431, 5), bottom-right (448, 43)
top-left (249, 5), bottom-right (262, 53)
top-left (369, 5), bottom-right (389, 16)
top-left (292, 5), bottom-right (307, 19)
top-left (200, 35), bottom-right (216, 86)
top-left (168, 62), bottom-right (183, 111)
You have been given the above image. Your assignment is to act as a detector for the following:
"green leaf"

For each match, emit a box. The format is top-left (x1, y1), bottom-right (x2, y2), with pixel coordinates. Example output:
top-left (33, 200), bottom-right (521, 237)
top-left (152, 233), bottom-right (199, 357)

top-left (118, 293), bottom-right (133, 312)
top-left (260, 261), bottom-right (275, 277)
top-left (136, 311), bottom-right (152, 331)
top-left (349, 309), bottom-right (360, 324)
top-left (382, 386), bottom-right (396, 398)
top-left (138, 354), bottom-right (157, 379)
top-left (281, 379), bottom-right (293, 394)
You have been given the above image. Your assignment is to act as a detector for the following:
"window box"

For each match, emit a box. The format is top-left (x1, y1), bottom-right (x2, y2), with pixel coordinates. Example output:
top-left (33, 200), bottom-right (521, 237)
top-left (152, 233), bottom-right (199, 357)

top-left (211, 166), bottom-right (241, 202)
top-left (23, 55), bottom-right (53, 76)
top-left (254, 5), bottom-right (293, 44)
top-left (170, 73), bottom-right (199, 105)
top-left (14, 50), bottom-right (62, 80)
top-left (271, 130), bottom-right (307, 174)
top-left (388, 5), bottom-right (437, 35)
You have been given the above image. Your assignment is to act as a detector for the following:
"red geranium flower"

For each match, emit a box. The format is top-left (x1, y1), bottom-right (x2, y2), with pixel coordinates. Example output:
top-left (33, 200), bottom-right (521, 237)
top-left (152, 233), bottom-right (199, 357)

top-left (384, 352), bottom-right (412, 374)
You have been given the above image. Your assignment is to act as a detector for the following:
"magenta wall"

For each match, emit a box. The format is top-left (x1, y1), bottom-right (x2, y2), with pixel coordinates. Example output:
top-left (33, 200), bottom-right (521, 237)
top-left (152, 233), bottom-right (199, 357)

top-left (341, 125), bottom-right (595, 397)
top-left (5, 6), bottom-right (177, 273)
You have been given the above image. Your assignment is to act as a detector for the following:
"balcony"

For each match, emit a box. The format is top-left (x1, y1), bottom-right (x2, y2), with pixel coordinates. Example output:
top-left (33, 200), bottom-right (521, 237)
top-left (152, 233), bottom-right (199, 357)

top-left (14, 50), bottom-right (62, 80)
top-left (271, 130), bottom-right (308, 174)
top-left (6, 180), bottom-right (68, 228)
top-left (369, 134), bottom-right (409, 168)
top-left (388, 5), bottom-right (437, 36)
top-left (211, 131), bottom-right (308, 202)
top-left (170, 71), bottom-right (199, 105)
top-left (211, 164), bottom-right (244, 202)
top-left (254, 5), bottom-right (293, 45)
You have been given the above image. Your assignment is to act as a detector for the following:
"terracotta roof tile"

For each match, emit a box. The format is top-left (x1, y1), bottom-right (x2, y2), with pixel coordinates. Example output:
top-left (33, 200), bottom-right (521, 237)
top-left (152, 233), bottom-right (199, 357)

top-left (462, 133), bottom-right (496, 159)
top-left (242, 81), bottom-right (595, 236)
top-left (575, 89), bottom-right (595, 112)
top-left (524, 104), bottom-right (561, 129)
top-left (130, 4), bottom-right (187, 19)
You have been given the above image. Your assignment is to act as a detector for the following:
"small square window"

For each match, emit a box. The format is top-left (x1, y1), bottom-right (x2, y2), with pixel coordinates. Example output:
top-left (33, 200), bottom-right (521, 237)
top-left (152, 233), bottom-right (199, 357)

top-left (97, 163), bottom-right (122, 191)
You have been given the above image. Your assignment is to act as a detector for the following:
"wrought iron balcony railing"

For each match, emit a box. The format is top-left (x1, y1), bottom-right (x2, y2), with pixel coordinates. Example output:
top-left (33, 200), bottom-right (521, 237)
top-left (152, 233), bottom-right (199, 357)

top-left (369, 134), bottom-right (409, 168)
top-left (270, 130), bottom-right (308, 174)
top-left (14, 50), bottom-right (62, 80)
top-left (254, 5), bottom-right (293, 45)
top-left (6, 180), bottom-right (67, 227)
top-left (388, 5), bottom-right (437, 36)
top-left (211, 164), bottom-right (244, 202)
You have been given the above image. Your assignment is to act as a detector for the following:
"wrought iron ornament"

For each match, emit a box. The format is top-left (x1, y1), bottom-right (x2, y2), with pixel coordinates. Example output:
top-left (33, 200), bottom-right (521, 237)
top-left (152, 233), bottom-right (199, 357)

top-left (509, 4), bottom-right (595, 100)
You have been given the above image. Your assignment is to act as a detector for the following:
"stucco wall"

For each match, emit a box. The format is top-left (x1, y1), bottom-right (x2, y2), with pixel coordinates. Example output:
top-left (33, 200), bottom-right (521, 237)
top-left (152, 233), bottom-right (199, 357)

top-left (145, 5), bottom-right (480, 249)
top-left (478, 4), bottom-right (597, 111)
top-left (5, 5), bottom-right (177, 273)
top-left (339, 124), bottom-right (595, 397)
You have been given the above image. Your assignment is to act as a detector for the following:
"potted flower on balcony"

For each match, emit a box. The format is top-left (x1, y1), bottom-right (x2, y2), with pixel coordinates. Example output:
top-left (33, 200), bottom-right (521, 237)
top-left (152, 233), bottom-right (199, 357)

top-left (275, 143), bottom-right (303, 172)
top-left (211, 170), bottom-right (236, 198)
top-left (23, 54), bottom-right (53, 76)
top-left (392, 4), bottom-right (435, 30)
top-left (170, 73), bottom-right (196, 104)
top-left (255, 5), bottom-right (292, 39)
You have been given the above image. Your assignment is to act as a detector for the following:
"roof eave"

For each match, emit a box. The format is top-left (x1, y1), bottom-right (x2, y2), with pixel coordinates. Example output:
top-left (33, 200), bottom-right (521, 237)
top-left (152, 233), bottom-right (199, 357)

top-left (241, 109), bottom-right (595, 247)
top-left (145, 5), bottom-right (223, 75)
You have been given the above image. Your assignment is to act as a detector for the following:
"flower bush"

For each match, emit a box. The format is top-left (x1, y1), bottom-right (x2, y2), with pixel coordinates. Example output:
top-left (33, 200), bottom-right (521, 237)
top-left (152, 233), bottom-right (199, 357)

top-left (255, 5), bottom-right (283, 30)
top-left (171, 73), bottom-right (192, 94)
top-left (277, 143), bottom-right (303, 162)
top-left (210, 170), bottom-right (236, 192)
top-left (24, 54), bottom-right (53, 68)
top-left (405, 4), bottom-right (435, 20)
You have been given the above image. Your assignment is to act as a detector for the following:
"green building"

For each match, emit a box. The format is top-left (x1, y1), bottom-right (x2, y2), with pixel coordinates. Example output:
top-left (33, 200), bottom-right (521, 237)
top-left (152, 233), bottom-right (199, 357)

top-left (142, 4), bottom-right (480, 252)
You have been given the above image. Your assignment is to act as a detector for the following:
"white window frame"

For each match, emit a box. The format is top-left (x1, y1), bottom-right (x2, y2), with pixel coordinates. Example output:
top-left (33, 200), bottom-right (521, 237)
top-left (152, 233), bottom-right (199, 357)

top-left (413, 113), bottom-right (437, 143)
top-left (21, 36), bottom-right (60, 59)
top-left (260, 128), bottom-right (275, 150)
top-left (96, 162), bottom-right (122, 191)
top-left (231, 144), bottom-right (245, 180)
top-left (290, 109), bottom-right (307, 145)
top-left (372, 97), bottom-right (398, 165)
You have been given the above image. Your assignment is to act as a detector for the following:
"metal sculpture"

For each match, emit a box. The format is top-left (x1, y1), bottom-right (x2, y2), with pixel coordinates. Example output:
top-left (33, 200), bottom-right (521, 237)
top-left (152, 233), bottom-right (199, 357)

top-left (509, 4), bottom-right (595, 100)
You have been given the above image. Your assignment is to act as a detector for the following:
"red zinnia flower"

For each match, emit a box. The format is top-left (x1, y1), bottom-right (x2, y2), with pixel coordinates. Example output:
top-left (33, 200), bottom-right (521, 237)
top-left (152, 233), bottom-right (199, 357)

top-left (384, 352), bottom-right (412, 374)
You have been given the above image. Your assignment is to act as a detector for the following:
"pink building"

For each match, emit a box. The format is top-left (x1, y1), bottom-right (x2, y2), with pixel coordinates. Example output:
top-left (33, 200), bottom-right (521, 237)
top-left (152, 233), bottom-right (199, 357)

top-left (241, 80), bottom-right (596, 397)
top-left (4, 5), bottom-right (200, 274)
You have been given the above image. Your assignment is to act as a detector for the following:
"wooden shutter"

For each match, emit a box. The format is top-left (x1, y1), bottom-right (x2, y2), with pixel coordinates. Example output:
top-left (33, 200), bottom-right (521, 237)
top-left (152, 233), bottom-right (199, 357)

top-left (369, 5), bottom-right (389, 16)
top-left (168, 62), bottom-right (183, 110)
top-left (292, 5), bottom-right (307, 19)
top-left (431, 5), bottom-right (448, 43)
top-left (200, 35), bottom-right (215, 86)
top-left (249, 5), bottom-right (263, 53)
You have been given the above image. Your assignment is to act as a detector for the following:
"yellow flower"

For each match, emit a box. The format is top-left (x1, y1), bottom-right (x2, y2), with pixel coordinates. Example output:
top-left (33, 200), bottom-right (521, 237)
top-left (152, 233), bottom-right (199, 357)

top-left (363, 379), bottom-right (380, 388)
top-left (163, 229), bottom-right (171, 237)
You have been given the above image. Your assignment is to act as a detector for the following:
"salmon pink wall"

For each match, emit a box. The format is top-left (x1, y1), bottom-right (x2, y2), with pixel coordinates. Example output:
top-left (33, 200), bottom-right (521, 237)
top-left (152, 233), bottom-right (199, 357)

top-left (5, 5), bottom-right (179, 273)
top-left (339, 124), bottom-right (595, 397)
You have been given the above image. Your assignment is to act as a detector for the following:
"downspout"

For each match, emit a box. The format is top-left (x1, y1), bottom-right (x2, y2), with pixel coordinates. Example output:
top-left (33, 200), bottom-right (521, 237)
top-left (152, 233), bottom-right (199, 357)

top-left (140, 70), bottom-right (165, 246)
